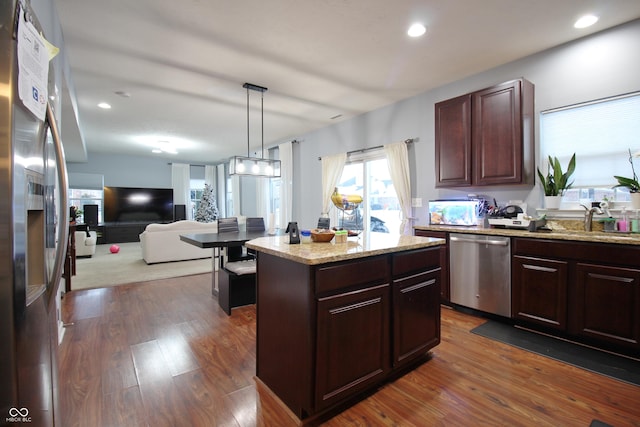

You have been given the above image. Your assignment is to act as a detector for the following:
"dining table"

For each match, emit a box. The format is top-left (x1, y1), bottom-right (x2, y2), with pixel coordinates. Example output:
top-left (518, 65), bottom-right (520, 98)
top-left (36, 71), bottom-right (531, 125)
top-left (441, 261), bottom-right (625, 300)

top-left (180, 230), bottom-right (273, 295)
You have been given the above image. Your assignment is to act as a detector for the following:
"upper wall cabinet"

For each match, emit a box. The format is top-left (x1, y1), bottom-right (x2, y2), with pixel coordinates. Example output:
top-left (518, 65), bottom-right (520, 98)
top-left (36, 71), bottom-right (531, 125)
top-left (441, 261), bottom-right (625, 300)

top-left (435, 78), bottom-right (535, 187)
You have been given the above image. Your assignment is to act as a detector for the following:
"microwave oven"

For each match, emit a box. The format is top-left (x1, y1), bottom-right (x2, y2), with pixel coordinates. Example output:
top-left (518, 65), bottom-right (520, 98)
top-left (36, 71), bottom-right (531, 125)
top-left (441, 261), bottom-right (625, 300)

top-left (428, 200), bottom-right (479, 226)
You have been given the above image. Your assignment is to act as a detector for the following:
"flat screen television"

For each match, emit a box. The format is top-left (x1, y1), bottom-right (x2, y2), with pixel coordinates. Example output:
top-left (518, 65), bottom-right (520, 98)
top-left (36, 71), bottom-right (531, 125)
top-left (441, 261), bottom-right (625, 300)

top-left (104, 186), bottom-right (173, 223)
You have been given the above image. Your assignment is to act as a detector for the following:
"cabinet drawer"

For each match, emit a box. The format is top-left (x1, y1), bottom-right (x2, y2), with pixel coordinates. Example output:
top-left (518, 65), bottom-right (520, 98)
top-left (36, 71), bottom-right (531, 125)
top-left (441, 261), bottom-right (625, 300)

top-left (513, 238), bottom-right (640, 266)
top-left (392, 247), bottom-right (440, 277)
top-left (415, 230), bottom-right (447, 240)
top-left (315, 255), bottom-right (389, 295)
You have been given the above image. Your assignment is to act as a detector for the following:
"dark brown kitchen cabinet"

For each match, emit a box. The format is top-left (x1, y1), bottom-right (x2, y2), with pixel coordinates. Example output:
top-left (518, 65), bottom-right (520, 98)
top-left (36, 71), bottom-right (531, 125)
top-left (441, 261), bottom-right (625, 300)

top-left (571, 263), bottom-right (640, 348)
top-left (414, 229), bottom-right (449, 301)
top-left (316, 283), bottom-right (390, 411)
top-left (512, 255), bottom-right (568, 330)
top-left (512, 238), bottom-right (640, 355)
top-left (392, 269), bottom-right (440, 367)
top-left (392, 248), bottom-right (441, 368)
top-left (435, 94), bottom-right (472, 186)
top-left (435, 78), bottom-right (534, 187)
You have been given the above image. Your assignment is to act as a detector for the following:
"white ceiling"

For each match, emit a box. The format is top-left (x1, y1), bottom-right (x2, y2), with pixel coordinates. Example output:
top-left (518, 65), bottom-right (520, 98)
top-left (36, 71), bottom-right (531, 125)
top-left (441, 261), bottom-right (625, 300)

top-left (54, 0), bottom-right (640, 165)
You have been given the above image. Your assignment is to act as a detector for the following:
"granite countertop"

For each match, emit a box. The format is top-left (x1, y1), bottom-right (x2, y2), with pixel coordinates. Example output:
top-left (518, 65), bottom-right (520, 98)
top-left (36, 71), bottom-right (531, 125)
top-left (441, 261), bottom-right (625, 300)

top-left (244, 232), bottom-right (445, 265)
top-left (414, 223), bottom-right (640, 246)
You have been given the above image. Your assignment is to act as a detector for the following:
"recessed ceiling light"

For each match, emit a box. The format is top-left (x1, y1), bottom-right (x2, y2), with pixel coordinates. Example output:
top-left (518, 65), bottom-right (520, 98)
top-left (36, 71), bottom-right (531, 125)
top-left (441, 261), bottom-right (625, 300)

top-left (407, 23), bottom-right (426, 37)
top-left (136, 135), bottom-right (190, 155)
top-left (97, 102), bottom-right (111, 109)
top-left (156, 140), bottom-right (178, 155)
top-left (574, 15), bottom-right (599, 29)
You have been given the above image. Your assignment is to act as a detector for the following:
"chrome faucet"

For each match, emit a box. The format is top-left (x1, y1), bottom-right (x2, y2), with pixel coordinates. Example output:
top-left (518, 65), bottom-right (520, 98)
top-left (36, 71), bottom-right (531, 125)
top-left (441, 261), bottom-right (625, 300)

top-left (581, 204), bottom-right (603, 231)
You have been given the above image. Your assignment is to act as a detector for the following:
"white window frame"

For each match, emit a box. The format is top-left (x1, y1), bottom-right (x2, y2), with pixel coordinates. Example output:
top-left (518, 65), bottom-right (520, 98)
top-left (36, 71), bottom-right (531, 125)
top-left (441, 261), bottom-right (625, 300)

top-left (540, 91), bottom-right (640, 209)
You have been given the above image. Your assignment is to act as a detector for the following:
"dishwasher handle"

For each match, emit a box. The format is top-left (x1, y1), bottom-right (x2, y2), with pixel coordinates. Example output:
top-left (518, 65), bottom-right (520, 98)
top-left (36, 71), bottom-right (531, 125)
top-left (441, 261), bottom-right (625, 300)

top-left (450, 235), bottom-right (510, 246)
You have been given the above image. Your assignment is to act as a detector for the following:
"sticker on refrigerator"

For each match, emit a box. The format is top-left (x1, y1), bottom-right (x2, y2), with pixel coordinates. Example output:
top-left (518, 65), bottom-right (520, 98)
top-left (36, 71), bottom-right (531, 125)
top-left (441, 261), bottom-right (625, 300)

top-left (17, 7), bottom-right (51, 121)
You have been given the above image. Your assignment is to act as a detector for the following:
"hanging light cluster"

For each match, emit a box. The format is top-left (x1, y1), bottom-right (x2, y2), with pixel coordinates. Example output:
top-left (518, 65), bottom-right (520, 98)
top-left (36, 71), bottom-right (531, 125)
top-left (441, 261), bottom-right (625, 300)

top-left (229, 83), bottom-right (281, 177)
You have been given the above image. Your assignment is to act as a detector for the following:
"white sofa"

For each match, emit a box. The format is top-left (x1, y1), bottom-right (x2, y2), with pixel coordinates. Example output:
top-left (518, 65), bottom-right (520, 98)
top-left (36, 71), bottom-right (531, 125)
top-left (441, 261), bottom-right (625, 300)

top-left (75, 230), bottom-right (97, 257)
top-left (139, 220), bottom-right (218, 264)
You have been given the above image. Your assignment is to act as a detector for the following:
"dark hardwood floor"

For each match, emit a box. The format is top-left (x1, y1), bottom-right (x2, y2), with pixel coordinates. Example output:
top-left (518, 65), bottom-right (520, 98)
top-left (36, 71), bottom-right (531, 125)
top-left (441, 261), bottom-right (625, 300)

top-left (59, 273), bottom-right (640, 427)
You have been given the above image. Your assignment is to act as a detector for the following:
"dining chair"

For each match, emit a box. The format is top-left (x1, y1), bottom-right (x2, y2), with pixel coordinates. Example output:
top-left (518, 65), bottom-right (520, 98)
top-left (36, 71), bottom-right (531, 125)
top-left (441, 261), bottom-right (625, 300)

top-left (317, 217), bottom-right (330, 229)
top-left (218, 217), bottom-right (239, 233)
top-left (219, 217), bottom-right (260, 315)
top-left (245, 217), bottom-right (265, 258)
top-left (216, 217), bottom-right (241, 262)
top-left (246, 217), bottom-right (266, 232)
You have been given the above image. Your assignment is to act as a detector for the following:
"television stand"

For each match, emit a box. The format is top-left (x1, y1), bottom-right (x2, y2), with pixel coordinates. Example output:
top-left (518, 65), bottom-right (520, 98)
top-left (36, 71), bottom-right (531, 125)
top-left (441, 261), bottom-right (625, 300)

top-left (102, 222), bottom-right (152, 244)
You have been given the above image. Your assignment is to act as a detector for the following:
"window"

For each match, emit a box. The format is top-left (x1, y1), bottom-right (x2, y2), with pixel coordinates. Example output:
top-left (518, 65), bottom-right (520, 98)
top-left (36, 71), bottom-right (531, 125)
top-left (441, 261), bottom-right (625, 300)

top-left (190, 178), bottom-right (205, 219)
top-left (540, 91), bottom-right (640, 205)
top-left (68, 188), bottom-right (103, 223)
top-left (336, 153), bottom-right (400, 233)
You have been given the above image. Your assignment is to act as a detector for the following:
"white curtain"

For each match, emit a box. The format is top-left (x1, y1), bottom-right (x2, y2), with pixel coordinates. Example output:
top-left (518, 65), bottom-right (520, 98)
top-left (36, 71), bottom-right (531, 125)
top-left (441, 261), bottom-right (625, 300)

top-left (256, 177), bottom-right (268, 221)
top-left (204, 165), bottom-right (217, 219)
top-left (231, 174), bottom-right (240, 217)
top-left (216, 164), bottom-right (226, 217)
top-left (278, 141), bottom-right (293, 230)
top-left (205, 165), bottom-right (216, 188)
top-left (171, 163), bottom-right (191, 219)
top-left (384, 142), bottom-right (412, 235)
top-left (321, 153), bottom-right (347, 228)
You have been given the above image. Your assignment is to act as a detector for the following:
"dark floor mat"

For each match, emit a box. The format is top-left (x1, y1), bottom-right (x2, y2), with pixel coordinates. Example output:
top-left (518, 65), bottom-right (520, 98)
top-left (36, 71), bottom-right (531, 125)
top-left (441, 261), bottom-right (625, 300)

top-left (471, 320), bottom-right (640, 387)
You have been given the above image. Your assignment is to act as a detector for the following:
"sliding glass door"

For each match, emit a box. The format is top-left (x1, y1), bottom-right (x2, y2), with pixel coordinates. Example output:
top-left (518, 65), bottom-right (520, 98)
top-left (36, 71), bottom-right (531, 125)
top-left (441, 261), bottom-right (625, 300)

top-left (336, 157), bottom-right (400, 233)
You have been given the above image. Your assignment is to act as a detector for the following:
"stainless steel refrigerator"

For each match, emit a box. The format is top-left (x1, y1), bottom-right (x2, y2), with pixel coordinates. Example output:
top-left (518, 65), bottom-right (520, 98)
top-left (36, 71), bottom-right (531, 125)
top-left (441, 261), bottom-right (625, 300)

top-left (1, 0), bottom-right (69, 425)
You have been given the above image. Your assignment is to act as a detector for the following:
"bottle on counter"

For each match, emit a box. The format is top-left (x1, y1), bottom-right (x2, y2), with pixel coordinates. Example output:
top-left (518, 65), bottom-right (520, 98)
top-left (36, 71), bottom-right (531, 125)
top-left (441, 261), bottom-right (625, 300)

top-left (618, 207), bottom-right (628, 232)
top-left (632, 210), bottom-right (639, 233)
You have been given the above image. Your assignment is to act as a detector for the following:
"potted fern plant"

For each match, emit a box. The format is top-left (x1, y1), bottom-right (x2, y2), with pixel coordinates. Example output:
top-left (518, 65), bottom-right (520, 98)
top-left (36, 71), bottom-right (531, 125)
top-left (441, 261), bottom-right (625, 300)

top-left (537, 153), bottom-right (576, 209)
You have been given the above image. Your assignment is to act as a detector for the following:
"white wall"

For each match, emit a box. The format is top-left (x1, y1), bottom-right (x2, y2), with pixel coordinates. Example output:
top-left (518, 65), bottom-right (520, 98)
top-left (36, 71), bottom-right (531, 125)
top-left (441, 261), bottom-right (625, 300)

top-left (291, 19), bottom-right (640, 229)
top-left (68, 152), bottom-right (173, 188)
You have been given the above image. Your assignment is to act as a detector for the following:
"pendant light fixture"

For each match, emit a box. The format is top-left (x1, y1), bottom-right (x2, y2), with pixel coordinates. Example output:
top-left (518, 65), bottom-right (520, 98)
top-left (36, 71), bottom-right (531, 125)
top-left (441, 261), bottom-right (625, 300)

top-left (229, 83), bottom-right (281, 177)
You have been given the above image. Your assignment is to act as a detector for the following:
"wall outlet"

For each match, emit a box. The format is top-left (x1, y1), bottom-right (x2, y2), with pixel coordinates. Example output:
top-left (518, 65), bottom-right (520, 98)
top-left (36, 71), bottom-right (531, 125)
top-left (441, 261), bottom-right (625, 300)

top-left (412, 198), bottom-right (423, 207)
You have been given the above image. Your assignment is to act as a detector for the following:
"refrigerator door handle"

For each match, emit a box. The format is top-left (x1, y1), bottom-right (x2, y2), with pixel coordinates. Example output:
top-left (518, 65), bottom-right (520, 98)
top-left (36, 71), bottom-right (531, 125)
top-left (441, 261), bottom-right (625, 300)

top-left (46, 102), bottom-right (69, 294)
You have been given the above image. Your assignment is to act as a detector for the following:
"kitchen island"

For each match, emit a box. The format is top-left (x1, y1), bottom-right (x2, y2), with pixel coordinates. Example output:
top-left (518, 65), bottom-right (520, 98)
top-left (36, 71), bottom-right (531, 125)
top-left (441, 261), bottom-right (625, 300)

top-left (245, 232), bottom-right (444, 425)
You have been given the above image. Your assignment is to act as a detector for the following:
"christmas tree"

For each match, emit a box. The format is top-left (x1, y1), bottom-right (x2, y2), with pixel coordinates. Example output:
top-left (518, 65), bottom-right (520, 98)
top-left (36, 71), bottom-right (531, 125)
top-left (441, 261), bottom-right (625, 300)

top-left (194, 183), bottom-right (219, 222)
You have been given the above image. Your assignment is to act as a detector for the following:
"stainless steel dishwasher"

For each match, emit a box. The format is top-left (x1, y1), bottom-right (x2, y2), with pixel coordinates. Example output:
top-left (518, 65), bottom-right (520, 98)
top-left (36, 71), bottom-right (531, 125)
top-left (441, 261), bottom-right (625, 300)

top-left (449, 233), bottom-right (511, 317)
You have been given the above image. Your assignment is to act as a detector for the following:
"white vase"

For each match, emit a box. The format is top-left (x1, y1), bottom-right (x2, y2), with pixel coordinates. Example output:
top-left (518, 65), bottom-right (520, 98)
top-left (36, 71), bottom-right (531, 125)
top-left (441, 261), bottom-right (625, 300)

top-left (544, 195), bottom-right (562, 210)
top-left (631, 193), bottom-right (640, 210)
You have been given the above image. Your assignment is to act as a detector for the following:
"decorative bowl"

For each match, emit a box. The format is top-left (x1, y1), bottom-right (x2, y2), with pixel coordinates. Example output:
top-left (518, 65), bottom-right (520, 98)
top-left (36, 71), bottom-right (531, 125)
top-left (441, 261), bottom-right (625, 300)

top-left (310, 229), bottom-right (335, 242)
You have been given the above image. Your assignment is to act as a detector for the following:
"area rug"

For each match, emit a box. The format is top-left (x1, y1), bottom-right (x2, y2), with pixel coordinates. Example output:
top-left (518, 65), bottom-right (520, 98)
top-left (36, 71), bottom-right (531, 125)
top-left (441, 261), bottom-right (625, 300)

top-left (471, 320), bottom-right (640, 387)
top-left (71, 242), bottom-right (212, 291)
